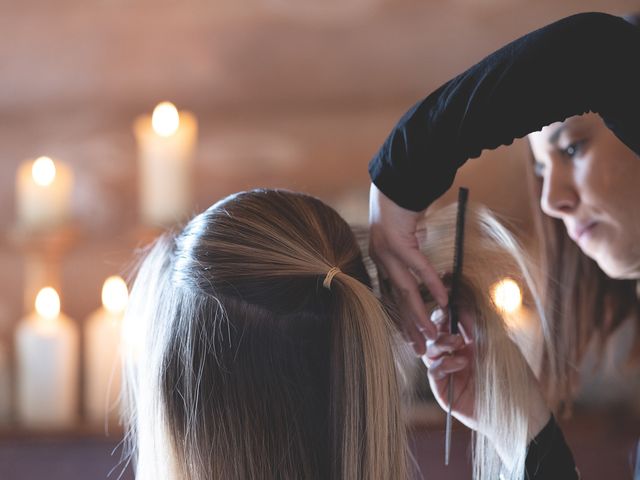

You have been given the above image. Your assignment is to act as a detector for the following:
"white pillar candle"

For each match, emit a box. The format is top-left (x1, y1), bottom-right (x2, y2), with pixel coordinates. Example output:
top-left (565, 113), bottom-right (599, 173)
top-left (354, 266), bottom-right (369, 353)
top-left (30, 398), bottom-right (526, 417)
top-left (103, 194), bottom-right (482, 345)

top-left (134, 102), bottom-right (197, 227)
top-left (16, 156), bottom-right (73, 231)
top-left (85, 276), bottom-right (128, 424)
top-left (16, 287), bottom-right (79, 428)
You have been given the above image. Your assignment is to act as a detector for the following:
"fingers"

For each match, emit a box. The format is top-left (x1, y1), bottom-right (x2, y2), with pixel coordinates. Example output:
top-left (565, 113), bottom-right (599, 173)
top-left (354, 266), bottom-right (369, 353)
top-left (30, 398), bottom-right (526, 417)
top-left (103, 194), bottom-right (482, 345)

top-left (430, 308), bottom-right (449, 335)
top-left (431, 305), bottom-right (475, 340)
top-left (425, 333), bottom-right (464, 360)
top-left (373, 248), bottom-right (447, 342)
top-left (384, 259), bottom-right (437, 339)
top-left (368, 183), bottom-right (449, 342)
top-left (399, 247), bottom-right (449, 309)
top-left (406, 321), bottom-right (427, 356)
top-left (378, 262), bottom-right (427, 355)
top-left (422, 354), bottom-right (469, 381)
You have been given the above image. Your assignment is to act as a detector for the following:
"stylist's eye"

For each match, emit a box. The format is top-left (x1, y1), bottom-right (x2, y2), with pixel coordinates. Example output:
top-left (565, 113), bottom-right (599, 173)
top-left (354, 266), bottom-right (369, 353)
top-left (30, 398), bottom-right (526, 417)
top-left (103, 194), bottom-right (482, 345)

top-left (559, 140), bottom-right (585, 158)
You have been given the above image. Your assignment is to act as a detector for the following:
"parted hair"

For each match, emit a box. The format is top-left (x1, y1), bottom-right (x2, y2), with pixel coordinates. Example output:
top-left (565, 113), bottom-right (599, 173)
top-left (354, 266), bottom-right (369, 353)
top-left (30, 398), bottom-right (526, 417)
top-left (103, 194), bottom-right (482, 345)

top-left (121, 189), bottom-right (409, 480)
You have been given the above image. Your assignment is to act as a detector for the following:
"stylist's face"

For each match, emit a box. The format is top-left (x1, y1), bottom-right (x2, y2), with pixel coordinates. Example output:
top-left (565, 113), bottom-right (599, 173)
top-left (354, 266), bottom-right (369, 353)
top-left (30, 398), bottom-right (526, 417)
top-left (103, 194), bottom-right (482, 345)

top-left (529, 114), bottom-right (640, 279)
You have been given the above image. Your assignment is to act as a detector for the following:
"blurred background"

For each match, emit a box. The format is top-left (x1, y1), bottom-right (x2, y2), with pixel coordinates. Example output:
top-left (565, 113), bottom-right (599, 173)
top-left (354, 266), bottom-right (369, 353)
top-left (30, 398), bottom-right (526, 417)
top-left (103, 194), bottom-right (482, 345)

top-left (0, 0), bottom-right (639, 479)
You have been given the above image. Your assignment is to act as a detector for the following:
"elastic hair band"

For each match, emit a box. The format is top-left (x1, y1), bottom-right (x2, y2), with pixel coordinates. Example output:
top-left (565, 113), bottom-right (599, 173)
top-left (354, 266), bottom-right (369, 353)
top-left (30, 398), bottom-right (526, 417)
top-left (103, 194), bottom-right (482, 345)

top-left (323, 266), bottom-right (342, 290)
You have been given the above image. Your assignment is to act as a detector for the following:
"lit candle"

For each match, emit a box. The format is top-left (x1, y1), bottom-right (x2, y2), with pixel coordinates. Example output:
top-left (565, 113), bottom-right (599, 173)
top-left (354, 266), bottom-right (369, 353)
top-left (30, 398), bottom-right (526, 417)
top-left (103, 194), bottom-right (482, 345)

top-left (16, 156), bottom-right (73, 231)
top-left (133, 101), bottom-right (197, 226)
top-left (492, 278), bottom-right (543, 375)
top-left (15, 287), bottom-right (79, 428)
top-left (85, 276), bottom-right (128, 424)
top-left (492, 278), bottom-right (523, 320)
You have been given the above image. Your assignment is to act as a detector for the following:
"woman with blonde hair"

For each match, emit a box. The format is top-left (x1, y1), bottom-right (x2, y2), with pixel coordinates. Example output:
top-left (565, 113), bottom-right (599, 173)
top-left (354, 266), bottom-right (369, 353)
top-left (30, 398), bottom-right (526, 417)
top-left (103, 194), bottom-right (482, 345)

top-left (122, 189), bottom-right (410, 480)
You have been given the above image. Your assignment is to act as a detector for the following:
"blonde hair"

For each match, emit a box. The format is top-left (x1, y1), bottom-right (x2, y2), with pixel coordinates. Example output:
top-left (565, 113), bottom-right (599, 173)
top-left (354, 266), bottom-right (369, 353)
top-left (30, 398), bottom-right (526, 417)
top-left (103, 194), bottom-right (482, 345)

top-left (419, 203), bottom-right (547, 480)
top-left (121, 189), bottom-right (409, 480)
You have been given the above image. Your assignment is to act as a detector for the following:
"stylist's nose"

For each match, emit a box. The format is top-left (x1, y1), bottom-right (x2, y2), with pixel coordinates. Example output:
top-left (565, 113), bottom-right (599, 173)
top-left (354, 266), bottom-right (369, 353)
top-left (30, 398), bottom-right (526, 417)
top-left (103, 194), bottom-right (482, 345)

top-left (540, 161), bottom-right (578, 218)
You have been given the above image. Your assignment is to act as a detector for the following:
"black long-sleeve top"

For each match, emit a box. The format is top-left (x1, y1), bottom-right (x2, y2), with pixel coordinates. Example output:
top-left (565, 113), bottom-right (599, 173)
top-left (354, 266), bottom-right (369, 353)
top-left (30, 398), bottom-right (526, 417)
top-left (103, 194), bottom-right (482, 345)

top-left (526, 416), bottom-right (579, 479)
top-left (369, 12), bottom-right (640, 212)
top-left (369, 12), bottom-right (640, 479)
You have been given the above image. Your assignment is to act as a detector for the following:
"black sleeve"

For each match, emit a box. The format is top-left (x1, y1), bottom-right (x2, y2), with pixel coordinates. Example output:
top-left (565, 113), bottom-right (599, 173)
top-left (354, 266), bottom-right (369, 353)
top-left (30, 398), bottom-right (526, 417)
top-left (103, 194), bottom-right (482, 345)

top-left (525, 415), bottom-right (579, 479)
top-left (369, 12), bottom-right (640, 211)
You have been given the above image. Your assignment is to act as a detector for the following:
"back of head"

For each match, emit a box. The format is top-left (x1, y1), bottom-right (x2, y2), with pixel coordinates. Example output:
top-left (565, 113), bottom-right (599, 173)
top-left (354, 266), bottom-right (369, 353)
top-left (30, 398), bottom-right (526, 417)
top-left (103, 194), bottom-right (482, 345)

top-left (122, 189), bottom-right (408, 480)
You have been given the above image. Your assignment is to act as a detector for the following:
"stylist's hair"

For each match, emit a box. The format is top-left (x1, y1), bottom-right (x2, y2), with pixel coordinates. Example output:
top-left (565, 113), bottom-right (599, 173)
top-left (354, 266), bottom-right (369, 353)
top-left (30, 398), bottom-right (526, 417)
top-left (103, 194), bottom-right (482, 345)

top-left (420, 203), bottom-right (544, 480)
top-left (121, 189), bottom-right (409, 480)
top-left (525, 153), bottom-right (640, 414)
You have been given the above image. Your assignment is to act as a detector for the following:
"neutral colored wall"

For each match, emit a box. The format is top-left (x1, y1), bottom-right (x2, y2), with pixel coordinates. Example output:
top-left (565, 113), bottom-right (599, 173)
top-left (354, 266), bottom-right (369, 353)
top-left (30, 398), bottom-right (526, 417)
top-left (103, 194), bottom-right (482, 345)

top-left (0, 0), bottom-right (633, 329)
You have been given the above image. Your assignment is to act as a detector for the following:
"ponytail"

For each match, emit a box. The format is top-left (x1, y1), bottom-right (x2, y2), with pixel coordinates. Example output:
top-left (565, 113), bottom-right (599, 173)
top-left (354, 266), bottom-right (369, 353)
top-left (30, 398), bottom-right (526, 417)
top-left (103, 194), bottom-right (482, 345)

top-left (327, 273), bottom-right (409, 479)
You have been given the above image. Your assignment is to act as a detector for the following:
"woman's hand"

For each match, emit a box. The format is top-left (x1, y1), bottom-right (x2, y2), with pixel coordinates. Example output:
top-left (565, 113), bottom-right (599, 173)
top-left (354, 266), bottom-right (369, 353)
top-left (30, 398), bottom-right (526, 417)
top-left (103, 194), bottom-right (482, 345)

top-left (422, 308), bottom-right (477, 430)
top-left (423, 308), bottom-right (552, 441)
top-left (369, 183), bottom-right (449, 354)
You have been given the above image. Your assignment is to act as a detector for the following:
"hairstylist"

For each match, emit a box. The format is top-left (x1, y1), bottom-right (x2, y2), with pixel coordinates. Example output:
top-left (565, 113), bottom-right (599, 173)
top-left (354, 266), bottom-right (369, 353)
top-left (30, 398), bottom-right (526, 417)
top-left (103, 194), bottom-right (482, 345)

top-left (368, 12), bottom-right (639, 479)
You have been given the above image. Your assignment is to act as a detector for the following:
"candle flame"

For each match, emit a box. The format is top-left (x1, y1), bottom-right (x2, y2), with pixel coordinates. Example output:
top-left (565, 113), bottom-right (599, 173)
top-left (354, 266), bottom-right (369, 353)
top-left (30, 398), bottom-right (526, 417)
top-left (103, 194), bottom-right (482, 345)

top-left (152, 101), bottom-right (180, 137)
top-left (102, 276), bottom-right (129, 315)
top-left (35, 287), bottom-right (60, 321)
top-left (32, 156), bottom-right (57, 186)
top-left (492, 278), bottom-right (522, 314)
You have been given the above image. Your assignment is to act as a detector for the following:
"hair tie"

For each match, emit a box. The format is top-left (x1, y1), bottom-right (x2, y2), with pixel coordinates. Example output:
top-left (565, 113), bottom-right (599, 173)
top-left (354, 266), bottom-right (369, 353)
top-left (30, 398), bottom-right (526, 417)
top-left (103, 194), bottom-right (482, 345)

top-left (323, 266), bottom-right (342, 290)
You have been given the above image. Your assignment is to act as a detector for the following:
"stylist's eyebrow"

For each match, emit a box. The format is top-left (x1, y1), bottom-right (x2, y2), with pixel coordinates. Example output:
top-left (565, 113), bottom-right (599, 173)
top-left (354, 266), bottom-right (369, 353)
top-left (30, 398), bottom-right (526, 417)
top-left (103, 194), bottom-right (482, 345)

top-left (548, 125), bottom-right (566, 145)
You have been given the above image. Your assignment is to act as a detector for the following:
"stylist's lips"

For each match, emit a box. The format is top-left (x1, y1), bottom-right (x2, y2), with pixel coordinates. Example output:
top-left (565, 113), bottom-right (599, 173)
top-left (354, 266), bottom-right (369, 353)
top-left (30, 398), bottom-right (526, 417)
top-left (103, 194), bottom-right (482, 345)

top-left (569, 221), bottom-right (598, 243)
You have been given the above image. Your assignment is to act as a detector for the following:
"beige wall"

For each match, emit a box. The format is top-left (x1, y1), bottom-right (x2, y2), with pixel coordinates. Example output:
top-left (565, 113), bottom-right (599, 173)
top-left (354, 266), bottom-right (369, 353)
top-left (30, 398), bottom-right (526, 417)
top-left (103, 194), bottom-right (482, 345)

top-left (0, 0), bottom-right (634, 328)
